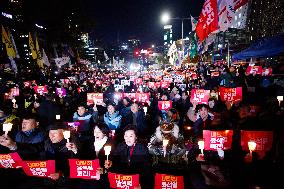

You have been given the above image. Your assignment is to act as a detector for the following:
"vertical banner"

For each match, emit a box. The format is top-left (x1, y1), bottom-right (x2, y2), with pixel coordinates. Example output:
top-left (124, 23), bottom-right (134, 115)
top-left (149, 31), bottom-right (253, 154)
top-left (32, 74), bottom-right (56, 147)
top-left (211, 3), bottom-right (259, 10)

top-left (69, 159), bottom-right (100, 180)
top-left (190, 89), bottom-right (210, 104)
top-left (154, 173), bottom-right (184, 189)
top-left (0, 153), bottom-right (22, 169)
top-left (219, 87), bottom-right (242, 102)
top-left (108, 172), bottom-right (140, 189)
top-left (87, 93), bottom-right (104, 105)
top-left (203, 130), bottom-right (233, 150)
top-left (21, 160), bottom-right (55, 178)
top-left (158, 101), bottom-right (173, 111)
top-left (241, 130), bottom-right (273, 155)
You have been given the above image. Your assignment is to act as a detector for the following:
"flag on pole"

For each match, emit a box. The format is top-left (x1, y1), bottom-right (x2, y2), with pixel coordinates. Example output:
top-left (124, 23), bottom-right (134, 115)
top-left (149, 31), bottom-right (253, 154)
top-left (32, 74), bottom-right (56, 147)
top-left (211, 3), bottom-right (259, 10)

top-left (29, 33), bottom-right (37, 59)
top-left (35, 36), bottom-right (44, 68)
top-left (189, 32), bottom-right (198, 58)
top-left (218, 0), bottom-right (235, 32)
top-left (7, 29), bottom-right (20, 58)
top-left (42, 49), bottom-right (50, 67)
top-left (2, 25), bottom-right (16, 58)
top-left (196, 0), bottom-right (218, 42)
top-left (191, 16), bottom-right (198, 31)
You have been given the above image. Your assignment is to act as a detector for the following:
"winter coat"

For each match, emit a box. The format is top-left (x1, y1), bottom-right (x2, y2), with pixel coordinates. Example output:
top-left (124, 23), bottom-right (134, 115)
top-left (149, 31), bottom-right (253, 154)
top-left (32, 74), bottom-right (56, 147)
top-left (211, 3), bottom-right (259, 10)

top-left (103, 111), bottom-right (122, 130)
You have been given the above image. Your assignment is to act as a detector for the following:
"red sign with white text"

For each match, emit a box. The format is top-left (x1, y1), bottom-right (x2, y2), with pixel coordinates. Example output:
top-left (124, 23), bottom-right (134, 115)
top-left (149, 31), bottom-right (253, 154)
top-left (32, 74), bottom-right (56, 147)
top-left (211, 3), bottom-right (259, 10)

top-left (190, 89), bottom-right (210, 104)
top-left (21, 160), bottom-right (55, 178)
top-left (203, 130), bottom-right (233, 150)
top-left (69, 159), bottom-right (100, 180)
top-left (33, 86), bottom-right (48, 94)
top-left (219, 87), bottom-right (242, 102)
top-left (123, 93), bottom-right (136, 100)
top-left (87, 93), bottom-right (104, 105)
top-left (147, 82), bottom-right (156, 89)
top-left (160, 81), bottom-right (170, 89)
top-left (262, 68), bottom-right (272, 76)
top-left (246, 66), bottom-right (263, 75)
top-left (241, 130), bottom-right (273, 154)
top-left (135, 93), bottom-right (150, 103)
top-left (134, 78), bottom-right (143, 85)
top-left (154, 173), bottom-right (184, 189)
top-left (108, 172), bottom-right (140, 189)
top-left (0, 153), bottom-right (22, 169)
top-left (158, 101), bottom-right (173, 111)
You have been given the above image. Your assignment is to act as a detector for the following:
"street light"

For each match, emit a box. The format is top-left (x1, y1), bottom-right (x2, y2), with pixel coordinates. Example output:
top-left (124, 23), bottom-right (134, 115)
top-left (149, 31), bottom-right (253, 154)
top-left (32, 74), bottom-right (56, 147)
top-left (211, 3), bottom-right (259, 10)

top-left (161, 12), bottom-right (170, 24)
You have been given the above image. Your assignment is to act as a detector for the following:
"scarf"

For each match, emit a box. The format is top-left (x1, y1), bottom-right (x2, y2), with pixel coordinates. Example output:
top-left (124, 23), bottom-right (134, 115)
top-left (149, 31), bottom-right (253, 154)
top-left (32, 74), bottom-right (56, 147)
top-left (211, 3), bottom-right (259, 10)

top-left (94, 136), bottom-right (108, 152)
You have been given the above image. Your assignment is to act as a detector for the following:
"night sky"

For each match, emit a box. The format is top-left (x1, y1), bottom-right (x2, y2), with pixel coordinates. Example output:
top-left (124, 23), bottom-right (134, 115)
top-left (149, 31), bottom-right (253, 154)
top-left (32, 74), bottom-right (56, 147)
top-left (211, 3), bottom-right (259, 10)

top-left (23, 0), bottom-right (204, 46)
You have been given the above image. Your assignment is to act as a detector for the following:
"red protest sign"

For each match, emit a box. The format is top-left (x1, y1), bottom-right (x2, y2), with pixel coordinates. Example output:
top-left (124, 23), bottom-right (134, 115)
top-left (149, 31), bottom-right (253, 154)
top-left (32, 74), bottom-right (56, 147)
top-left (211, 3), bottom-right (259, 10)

top-left (203, 130), bottom-right (233, 150)
top-left (241, 130), bottom-right (273, 154)
top-left (69, 159), bottom-right (100, 180)
top-left (87, 93), bottom-right (104, 105)
top-left (154, 173), bottom-right (184, 189)
top-left (190, 89), bottom-right (210, 105)
top-left (123, 93), bottom-right (136, 100)
top-left (108, 172), bottom-right (140, 189)
top-left (114, 92), bottom-right (124, 100)
top-left (0, 153), bottom-right (22, 169)
top-left (21, 160), bottom-right (55, 178)
top-left (262, 68), bottom-right (272, 76)
top-left (143, 75), bottom-right (150, 80)
top-left (158, 101), bottom-right (172, 111)
top-left (135, 93), bottom-right (150, 103)
top-left (24, 81), bottom-right (31, 87)
top-left (219, 87), bottom-right (242, 102)
top-left (160, 81), bottom-right (170, 89)
top-left (211, 72), bottom-right (220, 77)
top-left (33, 86), bottom-right (48, 94)
top-left (147, 82), bottom-right (155, 89)
top-left (134, 78), bottom-right (143, 85)
top-left (155, 82), bottom-right (161, 88)
top-left (96, 80), bottom-right (103, 86)
top-left (246, 66), bottom-right (263, 75)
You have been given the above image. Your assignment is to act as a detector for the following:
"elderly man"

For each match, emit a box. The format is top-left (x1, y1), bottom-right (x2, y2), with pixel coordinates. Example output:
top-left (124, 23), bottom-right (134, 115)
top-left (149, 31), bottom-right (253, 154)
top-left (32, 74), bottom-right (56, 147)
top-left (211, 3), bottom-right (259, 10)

top-left (0, 114), bottom-right (46, 160)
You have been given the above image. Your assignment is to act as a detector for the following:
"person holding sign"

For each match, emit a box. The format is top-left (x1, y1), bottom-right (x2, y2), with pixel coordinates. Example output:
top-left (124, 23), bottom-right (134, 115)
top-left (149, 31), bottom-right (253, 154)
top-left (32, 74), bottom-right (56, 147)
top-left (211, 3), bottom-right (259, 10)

top-left (105, 125), bottom-right (152, 189)
top-left (44, 122), bottom-right (79, 187)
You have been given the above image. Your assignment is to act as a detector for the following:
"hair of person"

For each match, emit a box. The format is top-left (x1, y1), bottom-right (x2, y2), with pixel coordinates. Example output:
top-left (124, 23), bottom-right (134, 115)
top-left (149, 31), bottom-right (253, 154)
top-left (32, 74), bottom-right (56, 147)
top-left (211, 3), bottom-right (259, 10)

top-left (22, 113), bottom-right (39, 121)
top-left (94, 122), bottom-right (110, 136)
top-left (78, 102), bottom-right (88, 109)
top-left (123, 124), bottom-right (138, 136)
top-left (196, 104), bottom-right (209, 111)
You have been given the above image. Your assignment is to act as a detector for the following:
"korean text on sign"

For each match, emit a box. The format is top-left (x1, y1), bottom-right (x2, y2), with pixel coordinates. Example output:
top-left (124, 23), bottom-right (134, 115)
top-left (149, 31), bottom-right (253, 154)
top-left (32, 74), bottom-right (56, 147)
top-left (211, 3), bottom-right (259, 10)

top-left (203, 130), bottom-right (233, 150)
top-left (108, 172), bottom-right (140, 189)
top-left (154, 173), bottom-right (184, 189)
top-left (69, 159), bottom-right (100, 180)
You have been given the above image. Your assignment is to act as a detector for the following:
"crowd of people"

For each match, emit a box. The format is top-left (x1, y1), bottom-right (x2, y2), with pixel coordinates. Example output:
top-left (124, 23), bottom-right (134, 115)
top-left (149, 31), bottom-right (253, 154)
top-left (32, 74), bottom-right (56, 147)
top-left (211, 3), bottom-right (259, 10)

top-left (0, 61), bottom-right (284, 189)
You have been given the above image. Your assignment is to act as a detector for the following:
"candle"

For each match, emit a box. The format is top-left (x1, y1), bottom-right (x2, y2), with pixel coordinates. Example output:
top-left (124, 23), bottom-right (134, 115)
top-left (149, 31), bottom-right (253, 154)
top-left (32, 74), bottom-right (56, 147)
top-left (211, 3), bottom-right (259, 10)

top-left (63, 130), bottom-right (70, 143)
top-left (12, 99), bottom-right (16, 104)
top-left (198, 140), bottom-right (205, 154)
top-left (248, 141), bottom-right (256, 154)
top-left (56, 115), bottom-right (61, 120)
top-left (3, 123), bottom-right (13, 137)
top-left (162, 139), bottom-right (169, 157)
top-left (104, 145), bottom-right (112, 161)
top-left (277, 96), bottom-right (283, 106)
top-left (34, 94), bottom-right (37, 99)
top-left (143, 107), bottom-right (147, 114)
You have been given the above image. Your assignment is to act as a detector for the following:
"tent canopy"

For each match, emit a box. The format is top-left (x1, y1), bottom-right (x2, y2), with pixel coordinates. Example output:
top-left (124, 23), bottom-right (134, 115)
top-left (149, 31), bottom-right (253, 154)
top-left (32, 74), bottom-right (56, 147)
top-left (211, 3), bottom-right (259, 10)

top-left (232, 33), bottom-right (284, 60)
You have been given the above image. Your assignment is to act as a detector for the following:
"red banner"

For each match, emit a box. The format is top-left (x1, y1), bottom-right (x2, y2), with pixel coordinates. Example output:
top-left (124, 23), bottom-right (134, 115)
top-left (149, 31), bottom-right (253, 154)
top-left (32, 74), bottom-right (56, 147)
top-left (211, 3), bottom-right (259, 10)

top-left (21, 160), bottom-right (55, 178)
top-left (33, 86), bottom-right (48, 94)
top-left (147, 82), bottom-right (156, 89)
top-left (241, 131), bottom-right (273, 154)
top-left (135, 93), bottom-right (150, 103)
top-left (203, 130), bottom-right (233, 150)
top-left (0, 153), bottom-right (22, 169)
top-left (87, 93), bottom-right (104, 105)
top-left (108, 172), bottom-right (140, 189)
top-left (245, 66), bottom-right (263, 75)
top-left (211, 71), bottom-right (220, 77)
top-left (160, 81), bottom-right (170, 89)
top-left (158, 101), bottom-right (173, 111)
top-left (219, 87), bottom-right (242, 102)
top-left (134, 78), bottom-right (143, 85)
top-left (69, 159), bottom-right (100, 180)
top-left (262, 68), bottom-right (272, 76)
top-left (154, 173), bottom-right (184, 189)
top-left (196, 0), bottom-right (218, 42)
top-left (155, 82), bottom-right (161, 88)
top-left (190, 89), bottom-right (210, 104)
top-left (123, 93), bottom-right (136, 100)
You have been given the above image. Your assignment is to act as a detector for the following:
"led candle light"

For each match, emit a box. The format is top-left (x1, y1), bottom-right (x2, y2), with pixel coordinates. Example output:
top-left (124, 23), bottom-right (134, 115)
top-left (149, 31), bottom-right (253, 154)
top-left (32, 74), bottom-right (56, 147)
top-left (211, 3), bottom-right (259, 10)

top-left (143, 107), bottom-right (147, 114)
top-left (34, 94), bottom-right (37, 99)
top-left (104, 145), bottom-right (112, 161)
top-left (12, 99), bottom-right (16, 105)
top-left (248, 141), bottom-right (257, 155)
top-left (3, 123), bottom-right (13, 137)
top-left (277, 96), bottom-right (283, 106)
top-left (63, 130), bottom-right (71, 143)
top-left (162, 139), bottom-right (169, 157)
top-left (198, 140), bottom-right (205, 155)
top-left (56, 115), bottom-right (61, 120)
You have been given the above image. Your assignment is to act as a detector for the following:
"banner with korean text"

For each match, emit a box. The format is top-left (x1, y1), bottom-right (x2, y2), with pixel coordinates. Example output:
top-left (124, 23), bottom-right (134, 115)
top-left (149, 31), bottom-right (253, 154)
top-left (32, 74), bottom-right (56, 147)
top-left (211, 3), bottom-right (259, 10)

top-left (158, 101), bottom-right (173, 111)
top-left (21, 160), bottom-right (55, 178)
top-left (154, 173), bottom-right (184, 189)
top-left (87, 93), bottom-right (104, 105)
top-left (0, 153), bottom-right (22, 169)
top-left (203, 130), bottom-right (233, 150)
top-left (219, 87), bottom-right (242, 102)
top-left (108, 172), bottom-right (140, 189)
top-left (190, 89), bottom-right (210, 104)
top-left (69, 159), bottom-right (100, 180)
